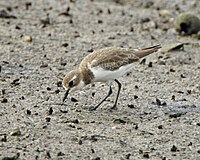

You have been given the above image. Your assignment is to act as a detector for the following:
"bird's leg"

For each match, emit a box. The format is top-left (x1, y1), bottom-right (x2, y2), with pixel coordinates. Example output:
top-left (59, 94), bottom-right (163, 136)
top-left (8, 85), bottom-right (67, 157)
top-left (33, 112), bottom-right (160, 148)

top-left (89, 85), bottom-right (113, 111)
top-left (110, 79), bottom-right (121, 110)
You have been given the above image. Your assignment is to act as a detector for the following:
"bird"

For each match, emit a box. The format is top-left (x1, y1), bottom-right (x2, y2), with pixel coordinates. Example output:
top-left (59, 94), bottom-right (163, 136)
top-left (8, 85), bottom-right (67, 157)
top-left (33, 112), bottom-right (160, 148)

top-left (62, 44), bottom-right (161, 111)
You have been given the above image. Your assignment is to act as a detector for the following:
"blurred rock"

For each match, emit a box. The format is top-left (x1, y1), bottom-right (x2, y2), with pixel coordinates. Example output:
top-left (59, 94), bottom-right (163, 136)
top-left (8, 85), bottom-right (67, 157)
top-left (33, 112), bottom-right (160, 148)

top-left (22, 35), bottom-right (32, 42)
top-left (10, 128), bottom-right (21, 136)
top-left (174, 13), bottom-right (200, 35)
top-left (160, 42), bottom-right (189, 53)
top-left (159, 9), bottom-right (171, 17)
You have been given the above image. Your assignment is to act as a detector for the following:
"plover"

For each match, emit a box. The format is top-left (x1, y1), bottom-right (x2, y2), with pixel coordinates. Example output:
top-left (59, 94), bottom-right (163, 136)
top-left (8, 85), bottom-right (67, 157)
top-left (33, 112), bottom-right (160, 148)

top-left (63, 44), bottom-right (161, 110)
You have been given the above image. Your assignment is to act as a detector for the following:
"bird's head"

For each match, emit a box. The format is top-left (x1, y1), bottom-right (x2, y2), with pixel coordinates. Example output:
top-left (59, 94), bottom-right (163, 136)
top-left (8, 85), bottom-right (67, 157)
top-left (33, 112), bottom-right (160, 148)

top-left (62, 69), bottom-right (85, 102)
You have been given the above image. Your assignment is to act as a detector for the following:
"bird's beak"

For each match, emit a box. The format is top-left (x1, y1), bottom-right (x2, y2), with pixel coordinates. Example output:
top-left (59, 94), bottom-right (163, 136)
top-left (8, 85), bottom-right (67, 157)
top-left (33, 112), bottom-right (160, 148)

top-left (62, 89), bottom-right (70, 102)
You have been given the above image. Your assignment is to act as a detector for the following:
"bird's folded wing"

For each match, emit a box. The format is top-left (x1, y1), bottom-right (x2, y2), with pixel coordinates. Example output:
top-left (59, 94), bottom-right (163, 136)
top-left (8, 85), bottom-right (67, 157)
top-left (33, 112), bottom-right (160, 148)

top-left (90, 48), bottom-right (139, 71)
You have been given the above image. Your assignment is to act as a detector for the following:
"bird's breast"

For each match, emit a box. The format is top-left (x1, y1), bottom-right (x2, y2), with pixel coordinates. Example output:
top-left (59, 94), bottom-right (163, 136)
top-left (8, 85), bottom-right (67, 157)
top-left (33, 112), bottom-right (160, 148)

top-left (89, 63), bottom-right (134, 82)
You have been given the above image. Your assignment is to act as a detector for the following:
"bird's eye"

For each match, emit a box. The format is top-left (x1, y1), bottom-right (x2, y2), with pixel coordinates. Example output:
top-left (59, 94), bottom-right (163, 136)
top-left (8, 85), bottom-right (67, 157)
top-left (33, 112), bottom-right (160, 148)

top-left (68, 81), bottom-right (74, 87)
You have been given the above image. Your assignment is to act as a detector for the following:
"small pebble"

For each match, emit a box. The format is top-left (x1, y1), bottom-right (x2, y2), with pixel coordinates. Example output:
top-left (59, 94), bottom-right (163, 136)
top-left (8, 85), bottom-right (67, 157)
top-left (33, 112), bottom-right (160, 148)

top-left (57, 81), bottom-right (62, 87)
top-left (134, 95), bottom-right (138, 99)
top-left (46, 151), bottom-right (51, 158)
top-left (11, 78), bottom-right (20, 86)
top-left (19, 96), bottom-right (25, 100)
top-left (68, 124), bottom-right (75, 128)
top-left (187, 90), bottom-right (191, 94)
top-left (98, 20), bottom-right (103, 24)
top-left (180, 74), bottom-right (186, 78)
top-left (55, 89), bottom-right (60, 94)
top-left (59, 7), bottom-right (71, 17)
top-left (92, 92), bottom-right (95, 97)
top-left (143, 1), bottom-right (154, 8)
top-left (57, 152), bottom-right (65, 156)
top-left (91, 148), bottom-right (95, 153)
top-left (40, 64), bottom-right (48, 68)
top-left (71, 119), bottom-right (79, 124)
top-left (169, 112), bottom-right (185, 118)
top-left (174, 12), bottom-right (200, 35)
top-left (0, 9), bottom-right (16, 19)
top-left (156, 98), bottom-right (162, 106)
top-left (170, 68), bottom-right (175, 72)
top-left (26, 109), bottom-right (31, 115)
top-left (158, 125), bottom-right (163, 129)
top-left (107, 8), bottom-right (111, 14)
top-left (78, 139), bottom-right (82, 145)
top-left (15, 25), bottom-right (21, 30)
top-left (125, 153), bottom-right (131, 159)
top-left (134, 124), bottom-right (139, 129)
top-left (46, 117), bottom-right (51, 122)
top-left (19, 64), bottom-right (23, 67)
top-left (71, 97), bottom-right (78, 102)
top-left (40, 17), bottom-right (50, 27)
top-left (22, 35), bottom-right (32, 42)
top-left (143, 152), bottom-right (149, 158)
top-left (88, 48), bottom-right (94, 52)
top-left (61, 43), bottom-right (69, 47)
top-left (48, 107), bottom-right (53, 115)
top-left (188, 142), bottom-right (192, 146)
top-left (46, 87), bottom-right (51, 91)
top-left (1, 98), bottom-right (8, 103)
top-left (140, 58), bottom-right (146, 64)
top-left (10, 128), bottom-right (21, 136)
top-left (130, 27), bottom-right (134, 32)
top-left (159, 9), bottom-right (170, 17)
top-left (113, 118), bottom-right (126, 124)
top-left (127, 104), bottom-right (134, 108)
top-left (148, 62), bottom-right (153, 67)
top-left (69, 19), bottom-right (73, 24)
top-left (42, 125), bottom-right (47, 129)
top-left (171, 145), bottom-right (178, 152)
top-left (177, 91), bottom-right (184, 94)
top-left (90, 135), bottom-right (98, 142)
top-left (25, 2), bottom-right (32, 10)
top-left (135, 85), bottom-right (139, 89)
top-left (60, 109), bottom-right (68, 113)
top-left (2, 153), bottom-right (20, 160)
top-left (60, 61), bottom-right (67, 66)
top-left (65, 119), bottom-right (79, 124)
top-left (1, 135), bottom-right (7, 142)
top-left (91, 157), bottom-right (100, 160)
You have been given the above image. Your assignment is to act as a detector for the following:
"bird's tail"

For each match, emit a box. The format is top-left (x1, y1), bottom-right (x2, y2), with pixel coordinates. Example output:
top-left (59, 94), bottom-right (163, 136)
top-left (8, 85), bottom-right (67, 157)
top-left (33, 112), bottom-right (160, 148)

top-left (133, 44), bottom-right (161, 58)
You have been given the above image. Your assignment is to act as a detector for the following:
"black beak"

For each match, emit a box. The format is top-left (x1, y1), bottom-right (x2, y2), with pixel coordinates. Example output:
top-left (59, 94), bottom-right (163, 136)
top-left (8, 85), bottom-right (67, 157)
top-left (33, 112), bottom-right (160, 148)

top-left (62, 89), bottom-right (70, 102)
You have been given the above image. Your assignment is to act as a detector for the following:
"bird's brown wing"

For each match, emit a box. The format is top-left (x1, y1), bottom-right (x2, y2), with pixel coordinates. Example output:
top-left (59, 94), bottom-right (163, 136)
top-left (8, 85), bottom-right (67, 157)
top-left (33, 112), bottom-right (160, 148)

top-left (89, 48), bottom-right (139, 71)
top-left (80, 45), bottom-right (160, 71)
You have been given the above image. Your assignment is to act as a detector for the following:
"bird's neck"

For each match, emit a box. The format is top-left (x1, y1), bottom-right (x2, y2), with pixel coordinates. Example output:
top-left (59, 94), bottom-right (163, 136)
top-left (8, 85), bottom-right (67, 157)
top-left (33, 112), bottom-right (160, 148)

top-left (79, 65), bottom-right (94, 85)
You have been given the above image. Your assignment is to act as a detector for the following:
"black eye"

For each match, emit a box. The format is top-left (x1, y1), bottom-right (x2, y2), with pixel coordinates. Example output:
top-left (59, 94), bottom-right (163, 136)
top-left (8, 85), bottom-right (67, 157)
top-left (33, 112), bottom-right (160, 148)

top-left (68, 81), bottom-right (74, 87)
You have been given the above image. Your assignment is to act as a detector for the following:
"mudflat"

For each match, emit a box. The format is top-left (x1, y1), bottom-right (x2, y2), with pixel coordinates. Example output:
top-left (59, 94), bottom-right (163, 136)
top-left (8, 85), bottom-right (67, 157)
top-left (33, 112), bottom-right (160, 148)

top-left (0, 0), bottom-right (200, 159)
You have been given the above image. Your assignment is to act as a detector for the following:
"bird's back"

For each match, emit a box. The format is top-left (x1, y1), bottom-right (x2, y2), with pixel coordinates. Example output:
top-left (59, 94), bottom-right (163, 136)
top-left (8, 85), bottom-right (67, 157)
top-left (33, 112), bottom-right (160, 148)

top-left (80, 45), bottom-right (161, 71)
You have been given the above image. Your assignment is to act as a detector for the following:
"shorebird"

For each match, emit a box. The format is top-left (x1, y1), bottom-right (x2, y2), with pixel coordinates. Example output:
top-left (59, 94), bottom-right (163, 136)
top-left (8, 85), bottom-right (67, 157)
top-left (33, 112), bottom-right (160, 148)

top-left (62, 45), bottom-right (161, 111)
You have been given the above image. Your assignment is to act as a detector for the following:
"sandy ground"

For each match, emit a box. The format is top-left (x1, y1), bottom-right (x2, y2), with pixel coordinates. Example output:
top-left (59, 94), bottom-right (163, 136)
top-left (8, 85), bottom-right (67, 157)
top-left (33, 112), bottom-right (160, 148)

top-left (0, 0), bottom-right (200, 159)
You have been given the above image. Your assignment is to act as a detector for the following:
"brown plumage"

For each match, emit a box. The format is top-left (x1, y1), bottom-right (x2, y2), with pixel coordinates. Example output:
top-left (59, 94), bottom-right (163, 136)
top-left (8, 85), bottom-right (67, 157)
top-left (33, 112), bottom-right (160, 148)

top-left (62, 44), bottom-right (161, 110)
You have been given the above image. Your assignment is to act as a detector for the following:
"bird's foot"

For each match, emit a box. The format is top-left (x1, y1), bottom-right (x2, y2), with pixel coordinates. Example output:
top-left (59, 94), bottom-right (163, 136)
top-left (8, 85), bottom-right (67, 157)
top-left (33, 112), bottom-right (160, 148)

top-left (108, 104), bottom-right (118, 111)
top-left (88, 106), bottom-right (98, 111)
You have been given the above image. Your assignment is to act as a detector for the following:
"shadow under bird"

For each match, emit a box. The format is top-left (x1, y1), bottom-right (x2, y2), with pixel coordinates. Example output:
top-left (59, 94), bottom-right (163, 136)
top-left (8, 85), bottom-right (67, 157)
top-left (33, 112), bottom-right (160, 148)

top-left (62, 44), bottom-right (161, 111)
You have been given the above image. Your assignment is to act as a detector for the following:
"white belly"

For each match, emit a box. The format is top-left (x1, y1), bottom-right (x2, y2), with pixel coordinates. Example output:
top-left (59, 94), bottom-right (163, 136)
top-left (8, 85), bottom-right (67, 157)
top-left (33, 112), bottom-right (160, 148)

top-left (89, 63), bottom-right (134, 82)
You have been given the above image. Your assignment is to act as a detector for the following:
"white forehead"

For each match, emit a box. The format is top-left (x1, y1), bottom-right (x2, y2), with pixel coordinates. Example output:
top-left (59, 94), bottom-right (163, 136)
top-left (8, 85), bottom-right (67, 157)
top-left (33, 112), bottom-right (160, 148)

top-left (71, 75), bottom-right (77, 81)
